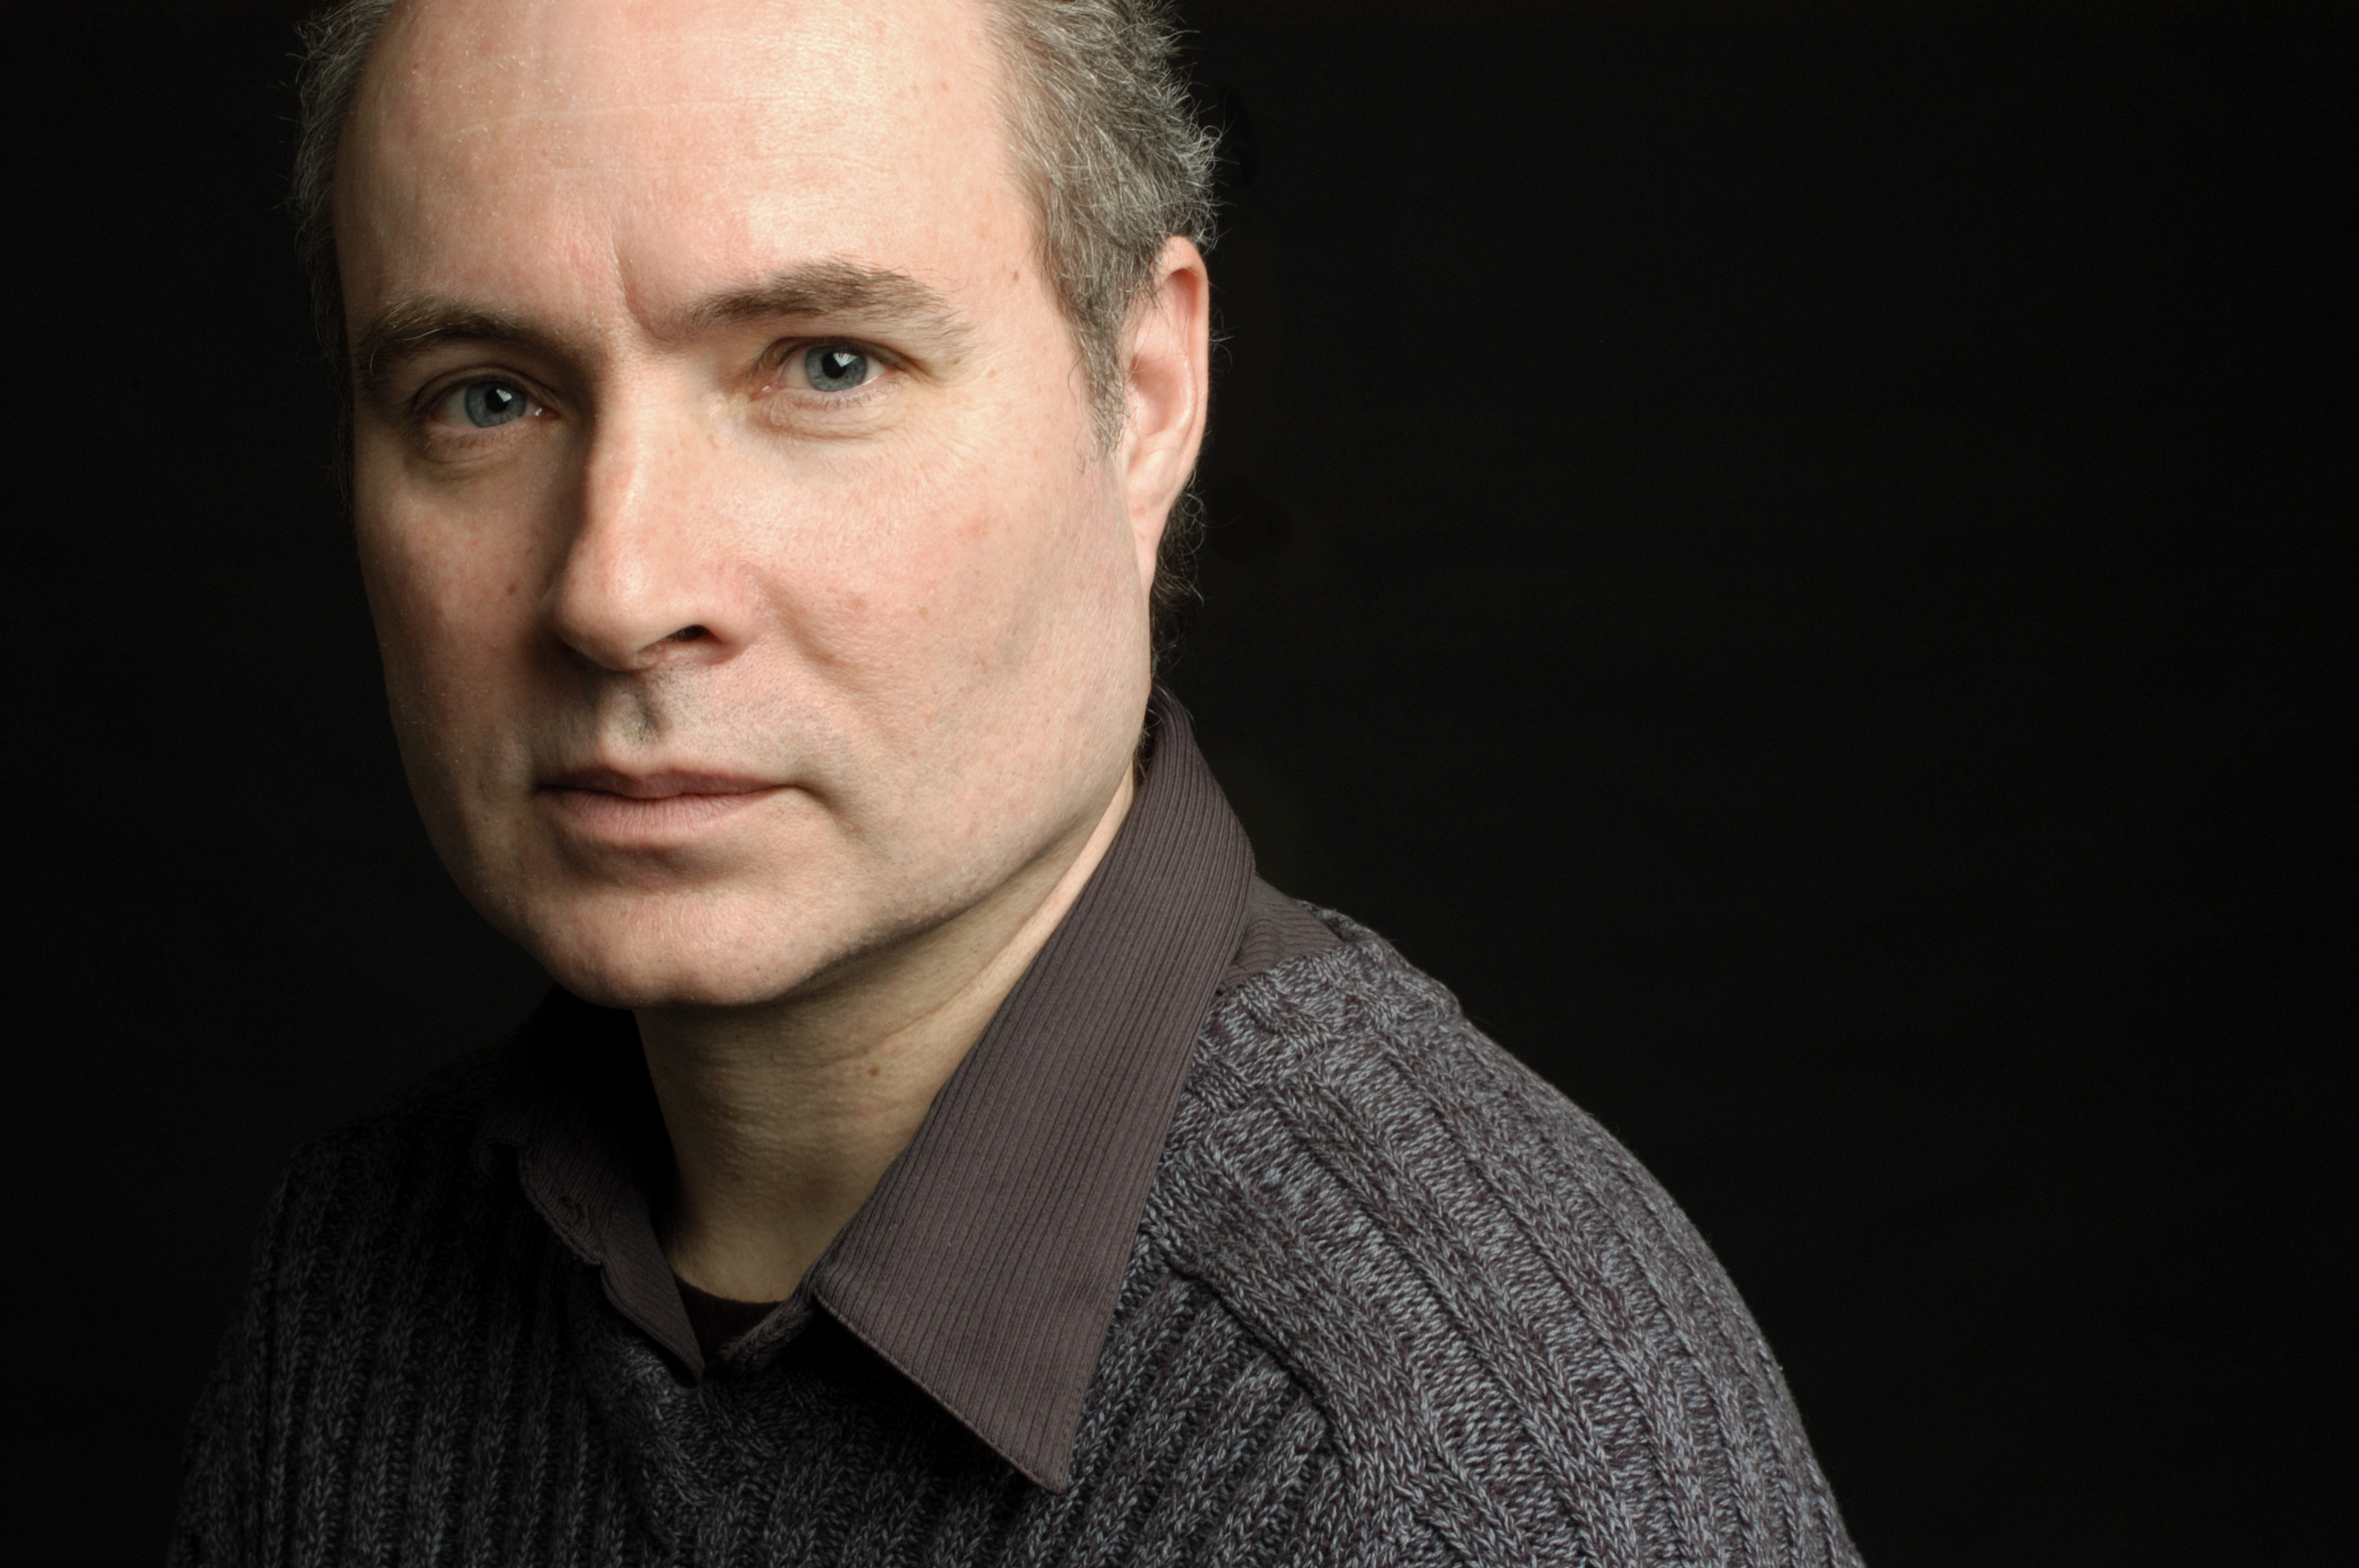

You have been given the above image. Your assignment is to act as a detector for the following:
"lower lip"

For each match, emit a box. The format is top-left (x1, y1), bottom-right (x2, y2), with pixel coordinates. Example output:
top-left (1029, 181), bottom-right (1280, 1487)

top-left (540, 786), bottom-right (786, 840)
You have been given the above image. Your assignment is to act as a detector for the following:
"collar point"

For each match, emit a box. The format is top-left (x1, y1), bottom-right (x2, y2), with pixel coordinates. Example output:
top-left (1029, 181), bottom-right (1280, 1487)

top-left (1002, 1444), bottom-right (1075, 1497)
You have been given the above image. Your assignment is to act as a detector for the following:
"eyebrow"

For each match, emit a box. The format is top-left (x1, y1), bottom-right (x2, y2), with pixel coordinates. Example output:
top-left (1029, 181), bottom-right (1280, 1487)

top-left (353, 302), bottom-right (541, 408)
top-left (351, 260), bottom-right (973, 408)
top-left (689, 260), bottom-right (972, 357)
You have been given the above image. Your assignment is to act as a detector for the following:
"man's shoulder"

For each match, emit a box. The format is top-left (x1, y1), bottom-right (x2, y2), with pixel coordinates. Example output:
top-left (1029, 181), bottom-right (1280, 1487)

top-left (1156, 904), bottom-right (1683, 1319)
top-left (295, 1042), bottom-right (505, 1173)
top-left (248, 1043), bottom-right (513, 1282)
top-left (1166, 902), bottom-right (1637, 1234)
top-left (1145, 901), bottom-right (1859, 1565)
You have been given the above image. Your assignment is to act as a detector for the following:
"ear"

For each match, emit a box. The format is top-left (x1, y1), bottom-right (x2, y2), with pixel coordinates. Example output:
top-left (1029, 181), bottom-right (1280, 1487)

top-left (1119, 236), bottom-right (1213, 597)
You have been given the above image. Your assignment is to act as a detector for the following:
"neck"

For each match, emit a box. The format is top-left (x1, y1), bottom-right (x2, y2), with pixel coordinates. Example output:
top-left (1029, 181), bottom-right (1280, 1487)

top-left (639, 768), bottom-right (1136, 1304)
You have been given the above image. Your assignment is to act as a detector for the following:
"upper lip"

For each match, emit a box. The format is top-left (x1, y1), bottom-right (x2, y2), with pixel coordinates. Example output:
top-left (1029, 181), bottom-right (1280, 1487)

top-left (539, 767), bottom-right (782, 799)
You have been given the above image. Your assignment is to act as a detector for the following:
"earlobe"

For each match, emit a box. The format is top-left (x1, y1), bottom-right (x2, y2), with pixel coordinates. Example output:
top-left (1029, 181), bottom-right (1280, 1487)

top-left (1122, 238), bottom-right (1213, 592)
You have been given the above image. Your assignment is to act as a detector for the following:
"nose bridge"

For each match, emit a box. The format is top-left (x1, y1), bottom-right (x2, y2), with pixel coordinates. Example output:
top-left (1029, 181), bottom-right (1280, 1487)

top-left (547, 381), bottom-right (727, 672)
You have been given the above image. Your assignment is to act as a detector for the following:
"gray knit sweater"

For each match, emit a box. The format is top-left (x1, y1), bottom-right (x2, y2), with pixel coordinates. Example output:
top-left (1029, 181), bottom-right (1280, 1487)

top-left (172, 913), bottom-right (1859, 1566)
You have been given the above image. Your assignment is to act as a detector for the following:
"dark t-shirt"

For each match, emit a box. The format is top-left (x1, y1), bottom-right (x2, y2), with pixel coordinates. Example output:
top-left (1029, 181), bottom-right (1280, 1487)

top-left (673, 1278), bottom-right (780, 1366)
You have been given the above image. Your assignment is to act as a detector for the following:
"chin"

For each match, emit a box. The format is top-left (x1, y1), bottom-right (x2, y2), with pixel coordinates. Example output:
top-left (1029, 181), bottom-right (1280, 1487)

top-left (543, 956), bottom-right (793, 1014)
top-left (503, 890), bottom-right (859, 1014)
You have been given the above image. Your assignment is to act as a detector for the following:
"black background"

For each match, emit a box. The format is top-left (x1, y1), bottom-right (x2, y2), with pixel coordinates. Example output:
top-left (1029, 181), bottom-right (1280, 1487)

top-left (5, 2), bottom-right (2350, 1562)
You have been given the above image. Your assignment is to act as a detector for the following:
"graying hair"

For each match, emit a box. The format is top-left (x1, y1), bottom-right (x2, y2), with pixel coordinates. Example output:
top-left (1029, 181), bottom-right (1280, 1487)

top-left (290, 0), bottom-right (1219, 655)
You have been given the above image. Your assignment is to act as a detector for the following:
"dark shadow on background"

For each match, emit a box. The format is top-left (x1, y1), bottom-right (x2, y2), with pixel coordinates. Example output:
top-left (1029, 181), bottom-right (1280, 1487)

top-left (3, 4), bottom-right (2350, 1562)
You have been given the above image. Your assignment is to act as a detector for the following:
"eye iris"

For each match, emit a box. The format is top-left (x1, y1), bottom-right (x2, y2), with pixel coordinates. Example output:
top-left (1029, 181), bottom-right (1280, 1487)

top-left (806, 347), bottom-right (869, 392)
top-left (462, 383), bottom-right (526, 427)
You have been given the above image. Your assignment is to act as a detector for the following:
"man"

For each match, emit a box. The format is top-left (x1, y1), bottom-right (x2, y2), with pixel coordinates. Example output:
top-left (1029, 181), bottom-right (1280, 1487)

top-left (174, 0), bottom-right (1862, 1561)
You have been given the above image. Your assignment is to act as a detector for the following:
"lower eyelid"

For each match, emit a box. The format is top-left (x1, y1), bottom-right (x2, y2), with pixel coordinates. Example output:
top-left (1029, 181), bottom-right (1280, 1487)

top-left (410, 405), bottom-right (548, 451)
top-left (766, 377), bottom-right (889, 408)
top-left (771, 387), bottom-right (889, 416)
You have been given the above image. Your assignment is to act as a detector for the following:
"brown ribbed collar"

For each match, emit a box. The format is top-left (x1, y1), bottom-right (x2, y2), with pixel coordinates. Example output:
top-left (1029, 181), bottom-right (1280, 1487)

top-left (475, 691), bottom-right (1322, 1492)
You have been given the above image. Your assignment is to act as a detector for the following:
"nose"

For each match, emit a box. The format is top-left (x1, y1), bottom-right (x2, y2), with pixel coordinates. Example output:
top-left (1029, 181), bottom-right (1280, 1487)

top-left (545, 403), bottom-right (746, 674)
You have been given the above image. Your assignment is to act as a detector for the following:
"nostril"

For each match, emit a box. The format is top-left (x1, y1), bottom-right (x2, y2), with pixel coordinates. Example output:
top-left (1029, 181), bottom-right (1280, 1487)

top-left (669, 626), bottom-right (711, 644)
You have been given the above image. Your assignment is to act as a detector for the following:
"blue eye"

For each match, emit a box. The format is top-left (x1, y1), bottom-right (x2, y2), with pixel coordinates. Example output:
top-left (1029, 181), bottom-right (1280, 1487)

top-left (460, 381), bottom-right (531, 427)
top-left (802, 347), bottom-right (873, 392)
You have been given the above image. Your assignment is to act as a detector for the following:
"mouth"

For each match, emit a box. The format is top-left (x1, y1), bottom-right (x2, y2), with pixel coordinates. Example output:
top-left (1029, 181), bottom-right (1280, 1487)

top-left (535, 767), bottom-right (788, 840)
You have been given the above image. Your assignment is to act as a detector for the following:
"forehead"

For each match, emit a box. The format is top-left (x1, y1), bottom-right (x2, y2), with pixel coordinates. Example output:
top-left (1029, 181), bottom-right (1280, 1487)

top-left (340, 0), bottom-right (1020, 323)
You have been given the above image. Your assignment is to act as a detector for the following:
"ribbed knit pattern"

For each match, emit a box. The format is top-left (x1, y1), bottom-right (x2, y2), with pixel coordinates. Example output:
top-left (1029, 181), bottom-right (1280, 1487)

top-left (173, 912), bottom-right (1860, 1566)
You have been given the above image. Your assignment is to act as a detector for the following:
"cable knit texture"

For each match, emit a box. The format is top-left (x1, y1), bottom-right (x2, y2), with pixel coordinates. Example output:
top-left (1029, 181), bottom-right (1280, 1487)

top-left (173, 911), bottom-right (1861, 1566)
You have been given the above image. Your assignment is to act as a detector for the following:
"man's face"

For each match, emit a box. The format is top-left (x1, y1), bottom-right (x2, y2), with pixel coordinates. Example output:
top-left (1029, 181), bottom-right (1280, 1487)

top-left (339, 0), bottom-right (1191, 1010)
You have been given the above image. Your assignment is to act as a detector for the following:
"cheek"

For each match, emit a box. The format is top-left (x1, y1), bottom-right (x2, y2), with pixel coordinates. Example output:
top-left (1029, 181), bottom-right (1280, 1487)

top-left (745, 396), bottom-right (1124, 677)
top-left (353, 488), bottom-right (533, 738)
top-left (856, 445), bottom-right (1129, 681)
